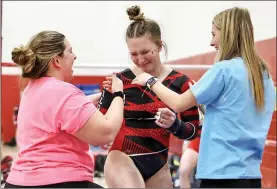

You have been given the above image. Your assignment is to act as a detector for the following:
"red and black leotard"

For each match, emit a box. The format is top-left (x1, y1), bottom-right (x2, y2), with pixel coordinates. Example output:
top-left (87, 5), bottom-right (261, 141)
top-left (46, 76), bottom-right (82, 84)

top-left (98, 68), bottom-right (200, 180)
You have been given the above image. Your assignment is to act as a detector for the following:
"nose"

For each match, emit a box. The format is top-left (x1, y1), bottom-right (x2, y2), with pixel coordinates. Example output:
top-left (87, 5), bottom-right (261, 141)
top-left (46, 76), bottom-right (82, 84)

top-left (137, 55), bottom-right (145, 65)
top-left (210, 39), bottom-right (215, 47)
top-left (73, 53), bottom-right (77, 60)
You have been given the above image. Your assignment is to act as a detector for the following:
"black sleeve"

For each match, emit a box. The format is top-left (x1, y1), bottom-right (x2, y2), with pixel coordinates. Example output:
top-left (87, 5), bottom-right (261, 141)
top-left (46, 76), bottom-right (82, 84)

top-left (96, 72), bottom-right (123, 114)
top-left (97, 88), bottom-right (114, 114)
top-left (166, 117), bottom-right (198, 140)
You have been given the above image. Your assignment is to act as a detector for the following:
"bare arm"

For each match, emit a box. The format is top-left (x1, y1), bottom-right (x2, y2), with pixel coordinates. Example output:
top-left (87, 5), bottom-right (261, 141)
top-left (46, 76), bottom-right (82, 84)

top-left (87, 92), bottom-right (101, 106)
top-left (151, 81), bottom-right (197, 113)
top-left (74, 74), bottom-right (124, 146)
top-left (132, 73), bottom-right (197, 113)
top-left (74, 96), bottom-right (124, 146)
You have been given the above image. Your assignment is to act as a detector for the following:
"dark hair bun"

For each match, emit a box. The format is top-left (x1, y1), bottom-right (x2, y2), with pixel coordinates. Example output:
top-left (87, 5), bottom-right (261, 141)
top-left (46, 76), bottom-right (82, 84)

top-left (127, 5), bottom-right (145, 21)
top-left (11, 45), bottom-right (36, 73)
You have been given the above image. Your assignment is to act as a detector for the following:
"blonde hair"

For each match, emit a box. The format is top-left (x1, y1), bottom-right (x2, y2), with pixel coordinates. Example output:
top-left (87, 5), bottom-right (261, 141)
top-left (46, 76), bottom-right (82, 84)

top-left (12, 31), bottom-right (65, 79)
top-left (213, 7), bottom-right (269, 111)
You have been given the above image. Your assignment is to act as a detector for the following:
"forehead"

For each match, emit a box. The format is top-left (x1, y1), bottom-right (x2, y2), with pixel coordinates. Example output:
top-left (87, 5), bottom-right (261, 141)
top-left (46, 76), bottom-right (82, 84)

top-left (64, 38), bottom-right (72, 49)
top-left (126, 35), bottom-right (155, 52)
top-left (212, 23), bottom-right (219, 32)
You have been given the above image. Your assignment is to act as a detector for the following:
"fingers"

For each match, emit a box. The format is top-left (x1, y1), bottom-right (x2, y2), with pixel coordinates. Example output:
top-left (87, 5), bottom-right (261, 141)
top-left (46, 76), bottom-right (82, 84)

top-left (155, 108), bottom-right (176, 129)
top-left (105, 76), bottom-right (112, 80)
top-left (102, 80), bottom-right (112, 91)
top-left (131, 78), bottom-right (137, 85)
top-left (103, 81), bottom-right (112, 86)
top-left (158, 108), bottom-right (176, 116)
top-left (155, 119), bottom-right (167, 128)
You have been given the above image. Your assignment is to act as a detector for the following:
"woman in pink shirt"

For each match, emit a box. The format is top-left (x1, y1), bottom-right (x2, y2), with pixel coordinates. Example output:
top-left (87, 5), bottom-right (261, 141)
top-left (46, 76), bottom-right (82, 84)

top-left (5, 30), bottom-right (125, 188)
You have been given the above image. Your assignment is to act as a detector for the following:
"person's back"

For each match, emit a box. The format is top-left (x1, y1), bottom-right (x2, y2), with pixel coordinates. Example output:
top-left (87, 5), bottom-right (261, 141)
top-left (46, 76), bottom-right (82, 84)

top-left (8, 77), bottom-right (95, 186)
top-left (196, 57), bottom-right (276, 179)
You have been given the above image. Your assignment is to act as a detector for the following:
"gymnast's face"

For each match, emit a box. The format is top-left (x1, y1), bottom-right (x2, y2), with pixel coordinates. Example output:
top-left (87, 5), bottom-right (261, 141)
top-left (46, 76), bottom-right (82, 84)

top-left (127, 33), bottom-right (161, 73)
top-left (210, 23), bottom-right (220, 51)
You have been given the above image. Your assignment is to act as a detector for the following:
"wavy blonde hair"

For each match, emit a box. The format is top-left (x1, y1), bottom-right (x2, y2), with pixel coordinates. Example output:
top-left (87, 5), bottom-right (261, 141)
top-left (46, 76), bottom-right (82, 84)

top-left (213, 7), bottom-right (270, 111)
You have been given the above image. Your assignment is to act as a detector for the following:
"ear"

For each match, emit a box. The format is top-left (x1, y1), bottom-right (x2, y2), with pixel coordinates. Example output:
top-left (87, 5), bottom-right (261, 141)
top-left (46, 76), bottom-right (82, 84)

top-left (51, 56), bottom-right (62, 69)
top-left (158, 45), bottom-right (162, 52)
top-left (157, 41), bottom-right (163, 52)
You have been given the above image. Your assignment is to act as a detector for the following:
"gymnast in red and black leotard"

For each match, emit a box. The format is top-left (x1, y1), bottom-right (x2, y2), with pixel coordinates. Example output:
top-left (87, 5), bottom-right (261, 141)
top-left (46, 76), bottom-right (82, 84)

top-left (99, 68), bottom-right (200, 180)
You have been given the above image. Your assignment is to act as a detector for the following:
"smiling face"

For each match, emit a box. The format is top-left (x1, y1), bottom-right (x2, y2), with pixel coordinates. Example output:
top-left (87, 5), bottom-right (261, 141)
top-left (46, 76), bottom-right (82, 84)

top-left (55, 38), bottom-right (77, 82)
top-left (210, 23), bottom-right (220, 51)
top-left (127, 34), bottom-right (161, 73)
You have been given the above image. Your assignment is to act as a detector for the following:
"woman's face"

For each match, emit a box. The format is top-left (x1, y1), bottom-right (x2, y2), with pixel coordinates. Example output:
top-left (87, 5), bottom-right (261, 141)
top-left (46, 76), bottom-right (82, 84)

top-left (127, 34), bottom-right (161, 73)
top-left (58, 38), bottom-right (77, 82)
top-left (210, 23), bottom-right (220, 51)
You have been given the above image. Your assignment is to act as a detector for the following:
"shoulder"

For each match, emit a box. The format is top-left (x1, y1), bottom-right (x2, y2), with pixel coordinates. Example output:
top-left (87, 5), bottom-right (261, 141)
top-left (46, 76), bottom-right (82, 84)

top-left (215, 57), bottom-right (244, 70)
top-left (41, 77), bottom-right (82, 96)
top-left (117, 68), bottom-right (135, 81)
top-left (168, 69), bottom-right (193, 92)
top-left (170, 69), bottom-right (192, 84)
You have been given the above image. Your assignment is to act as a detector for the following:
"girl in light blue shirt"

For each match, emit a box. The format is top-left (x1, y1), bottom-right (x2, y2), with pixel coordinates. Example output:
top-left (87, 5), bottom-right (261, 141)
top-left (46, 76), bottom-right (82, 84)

top-left (132, 7), bottom-right (276, 188)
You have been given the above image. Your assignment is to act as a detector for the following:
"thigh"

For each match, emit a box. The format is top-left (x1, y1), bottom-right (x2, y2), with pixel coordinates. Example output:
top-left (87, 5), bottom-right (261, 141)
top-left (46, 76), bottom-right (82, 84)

top-left (104, 150), bottom-right (145, 188)
top-left (145, 163), bottom-right (173, 188)
top-left (179, 148), bottom-right (198, 175)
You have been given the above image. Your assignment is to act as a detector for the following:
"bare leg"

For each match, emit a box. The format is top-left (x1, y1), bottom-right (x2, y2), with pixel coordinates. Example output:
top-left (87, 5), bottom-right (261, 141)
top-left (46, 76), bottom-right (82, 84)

top-left (104, 150), bottom-right (145, 188)
top-left (179, 148), bottom-right (198, 188)
top-left (145, 163), bottom-right (173, 188)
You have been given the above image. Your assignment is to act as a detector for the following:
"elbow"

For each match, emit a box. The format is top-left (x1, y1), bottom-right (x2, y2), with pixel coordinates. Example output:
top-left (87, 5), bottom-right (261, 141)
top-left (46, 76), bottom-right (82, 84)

top-left (88, 127), bottom-right (117, 146)
top-left (102, 122), bottom-right (121, 143)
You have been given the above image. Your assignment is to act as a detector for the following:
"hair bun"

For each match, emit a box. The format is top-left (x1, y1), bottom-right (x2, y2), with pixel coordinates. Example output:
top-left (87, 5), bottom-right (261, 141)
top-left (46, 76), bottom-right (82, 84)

top-left (11, 45), bottom-right (36, 73)
top-left (127, 5), bottom-right (145, 21)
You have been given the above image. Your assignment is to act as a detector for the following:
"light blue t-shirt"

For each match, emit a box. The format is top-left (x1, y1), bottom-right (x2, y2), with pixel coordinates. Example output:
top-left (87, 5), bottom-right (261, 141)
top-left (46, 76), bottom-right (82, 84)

top-left (190, 57), bottom-right (276, 179)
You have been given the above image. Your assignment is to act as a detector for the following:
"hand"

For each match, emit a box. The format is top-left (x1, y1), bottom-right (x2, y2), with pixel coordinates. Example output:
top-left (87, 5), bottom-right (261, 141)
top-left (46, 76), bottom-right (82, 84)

top-left (131, 72), bottom-right (153, 86)
top-left (154, 108), bottom-right (177, 129)
top-left (100, 142), bottom-right (113, 150)
top-left (111, 73), bottom-right (123, 93)
top-left (102, 76), bottom-right (112, 93)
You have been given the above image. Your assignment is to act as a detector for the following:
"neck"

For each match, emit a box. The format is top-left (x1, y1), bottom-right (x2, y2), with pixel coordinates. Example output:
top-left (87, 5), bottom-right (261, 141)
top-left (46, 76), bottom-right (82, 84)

top-left (149, 63), bottom-right (165, 78)
top-left (46, 70), bottom-right (64, 81)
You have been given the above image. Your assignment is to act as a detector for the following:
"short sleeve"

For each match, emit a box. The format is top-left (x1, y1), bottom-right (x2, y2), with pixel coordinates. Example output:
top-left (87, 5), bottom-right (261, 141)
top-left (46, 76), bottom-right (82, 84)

top-left (190, 64), bottom-right (225, 105)
top-left (57, 90), bottom-right (97, 134)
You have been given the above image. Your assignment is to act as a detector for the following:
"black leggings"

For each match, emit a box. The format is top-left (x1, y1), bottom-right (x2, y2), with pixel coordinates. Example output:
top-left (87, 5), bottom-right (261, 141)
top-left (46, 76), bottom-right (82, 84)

top-left (4, 181), bottom-right (103, 188)
top-left (200, 179), bottom-right (261, 188)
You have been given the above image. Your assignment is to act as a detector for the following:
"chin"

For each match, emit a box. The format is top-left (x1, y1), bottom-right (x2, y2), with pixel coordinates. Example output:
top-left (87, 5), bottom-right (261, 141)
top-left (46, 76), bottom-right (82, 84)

top-left (141, 64), bottom-right (154, 73)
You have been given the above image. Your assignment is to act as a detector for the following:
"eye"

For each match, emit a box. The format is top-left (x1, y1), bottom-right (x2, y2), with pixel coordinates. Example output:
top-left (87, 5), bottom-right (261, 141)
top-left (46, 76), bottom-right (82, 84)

top-left (141, 51), bottom-right (150, 55)
top-left (130, 53), bottom-right (137, 57)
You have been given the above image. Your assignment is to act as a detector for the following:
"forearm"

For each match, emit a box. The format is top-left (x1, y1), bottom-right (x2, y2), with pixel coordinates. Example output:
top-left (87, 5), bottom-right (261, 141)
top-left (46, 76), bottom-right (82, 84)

top-left (104, 97), bottom-right (124, 130)
top-left (151, 82), bottom-right (196, 113)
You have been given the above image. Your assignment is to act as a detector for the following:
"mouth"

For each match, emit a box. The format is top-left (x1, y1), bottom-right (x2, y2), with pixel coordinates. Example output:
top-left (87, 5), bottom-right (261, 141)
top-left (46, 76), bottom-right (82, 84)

top-left (140, 62), bottom-right (151, 67)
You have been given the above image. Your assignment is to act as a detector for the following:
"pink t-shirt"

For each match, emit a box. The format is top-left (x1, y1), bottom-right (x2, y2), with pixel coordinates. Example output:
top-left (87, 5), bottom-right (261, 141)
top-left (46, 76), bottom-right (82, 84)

top-left (7, 77), bottom-right (97, 186)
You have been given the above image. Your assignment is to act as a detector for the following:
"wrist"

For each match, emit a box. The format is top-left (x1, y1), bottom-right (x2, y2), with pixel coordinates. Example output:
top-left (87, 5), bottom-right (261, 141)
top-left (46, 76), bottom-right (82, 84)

top-left (167, 118), bottom-right (181, 134)
top-left (145, 76), bottom-right (158, 89)
top-left (113, 91), bottom-right (125, 101)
